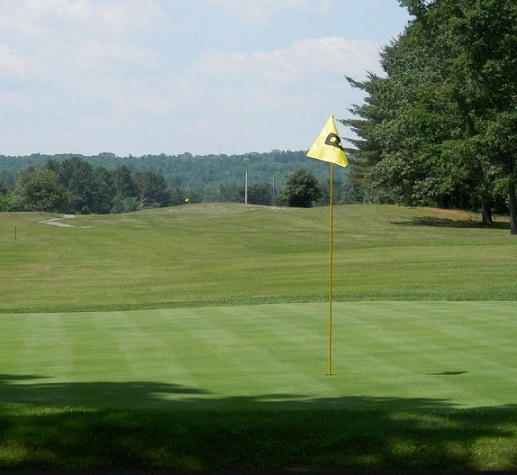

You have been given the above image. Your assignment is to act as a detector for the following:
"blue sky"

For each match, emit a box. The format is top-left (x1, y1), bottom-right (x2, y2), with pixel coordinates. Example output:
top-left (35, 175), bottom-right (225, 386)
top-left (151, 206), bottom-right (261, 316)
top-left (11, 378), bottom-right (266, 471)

top-left (0, 0), bottom-right (410, 157)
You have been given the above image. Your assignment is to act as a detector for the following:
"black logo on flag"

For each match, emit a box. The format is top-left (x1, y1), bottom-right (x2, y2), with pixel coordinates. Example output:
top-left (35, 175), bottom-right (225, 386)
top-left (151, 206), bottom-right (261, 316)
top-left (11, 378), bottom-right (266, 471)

top-left (325, 133), bottom-right (345, 152)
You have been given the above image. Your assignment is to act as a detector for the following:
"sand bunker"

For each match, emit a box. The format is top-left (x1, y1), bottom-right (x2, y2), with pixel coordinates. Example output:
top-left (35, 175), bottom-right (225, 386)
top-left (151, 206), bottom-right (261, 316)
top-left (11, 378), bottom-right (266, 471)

top-left (40, 217), bottom-right (74, 227)
top-left (40, 215), bottom-right (93, 228)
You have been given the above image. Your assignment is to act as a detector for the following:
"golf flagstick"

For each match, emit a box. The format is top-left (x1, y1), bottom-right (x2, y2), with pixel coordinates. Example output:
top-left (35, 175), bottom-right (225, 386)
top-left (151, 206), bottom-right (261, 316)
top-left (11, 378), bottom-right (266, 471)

top-left (306, 115), bottom-right (348, 375)
top-left (328, 162), bottom-right (334, 375)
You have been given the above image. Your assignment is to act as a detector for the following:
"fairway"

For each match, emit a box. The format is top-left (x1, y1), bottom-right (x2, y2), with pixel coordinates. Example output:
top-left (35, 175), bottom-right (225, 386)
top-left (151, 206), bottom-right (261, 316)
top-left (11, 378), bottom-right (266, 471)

top-left (1, 204), bottom-right (517, 313)
top-left (1, 301), bottom-right (516, 410)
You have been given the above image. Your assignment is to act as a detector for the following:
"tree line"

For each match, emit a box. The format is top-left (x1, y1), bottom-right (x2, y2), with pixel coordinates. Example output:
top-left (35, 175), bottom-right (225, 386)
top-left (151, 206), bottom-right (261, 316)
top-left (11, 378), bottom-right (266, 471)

top-left (344, 0), bottom-right (517, 233)
top-left (2, 157), bottom-right (174, 214)
top-left (0, 153), bottom-right (361, 213)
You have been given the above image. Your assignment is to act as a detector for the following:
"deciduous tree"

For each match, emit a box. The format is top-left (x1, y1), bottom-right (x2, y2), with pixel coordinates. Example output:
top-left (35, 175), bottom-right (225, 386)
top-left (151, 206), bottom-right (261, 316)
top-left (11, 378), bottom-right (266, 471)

top-left (345, 0), bottom-right (517, 232)
top-left (280, 169), bottom-right (322, 208)
top-left (10, 167), bottom-right (67, 212)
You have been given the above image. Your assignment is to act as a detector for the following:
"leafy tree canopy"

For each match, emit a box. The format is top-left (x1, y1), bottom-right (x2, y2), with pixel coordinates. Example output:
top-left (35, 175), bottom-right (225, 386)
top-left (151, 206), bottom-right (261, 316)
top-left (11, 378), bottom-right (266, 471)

top-left (1, 151), bottom-right (355, 212)
top-left (345, 0), bottom-right (517, 232)
top-left (280, 168), bottom-right (322, 208)
top-left (10, 167), bottom-right (67, 212)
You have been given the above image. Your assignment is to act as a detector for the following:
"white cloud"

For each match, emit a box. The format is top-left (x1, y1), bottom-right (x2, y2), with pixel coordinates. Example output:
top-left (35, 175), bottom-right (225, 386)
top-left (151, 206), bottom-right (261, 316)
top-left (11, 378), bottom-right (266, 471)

top-left (0, 0), bottom-right (160, 40)
top-left (127, 36), bottom-right (377, 120)
top-left (5, 33), bottom-right (380, 154)
top-left (130, 36), bottom-right (382, 154)
top-left (187, 37), bottom-right (379, 90)
top-left (0, 0), bottom-right (164, 89)
top-left (0, 44), bottom-right (44, 80)
top-left (0, 0), bottom-right (402, 156)
top-left (63, 41), bottom-right (163, 74)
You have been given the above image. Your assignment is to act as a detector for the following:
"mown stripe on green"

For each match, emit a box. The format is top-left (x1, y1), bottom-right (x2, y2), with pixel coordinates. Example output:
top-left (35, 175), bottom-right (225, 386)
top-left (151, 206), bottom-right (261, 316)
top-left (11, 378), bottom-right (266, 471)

top-left (0, 301), bottom-right (516, 409)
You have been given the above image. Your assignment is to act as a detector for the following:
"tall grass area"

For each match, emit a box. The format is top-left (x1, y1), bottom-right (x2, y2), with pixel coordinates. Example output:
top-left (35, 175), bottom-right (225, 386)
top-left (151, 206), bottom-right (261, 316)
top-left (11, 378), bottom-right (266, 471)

top-left (1, 204), bottom-right (517, 471)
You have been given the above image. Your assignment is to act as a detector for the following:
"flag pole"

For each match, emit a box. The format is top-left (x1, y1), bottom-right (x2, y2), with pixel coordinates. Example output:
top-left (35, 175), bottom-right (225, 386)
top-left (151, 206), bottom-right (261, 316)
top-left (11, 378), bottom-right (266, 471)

top-left (306, 114), bottom-right (348, 376)
top-left (328, 163), bottom-right (334, 376)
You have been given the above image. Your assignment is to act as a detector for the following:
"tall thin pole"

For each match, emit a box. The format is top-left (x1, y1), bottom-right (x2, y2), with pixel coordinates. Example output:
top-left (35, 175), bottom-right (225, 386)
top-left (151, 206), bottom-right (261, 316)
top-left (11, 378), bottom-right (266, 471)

top-left (328, 163), bottom-right (334, 376)
top-left (245, 169), bottom-right (248, 205)
top-left (272, 175), bottom-right (276, 206)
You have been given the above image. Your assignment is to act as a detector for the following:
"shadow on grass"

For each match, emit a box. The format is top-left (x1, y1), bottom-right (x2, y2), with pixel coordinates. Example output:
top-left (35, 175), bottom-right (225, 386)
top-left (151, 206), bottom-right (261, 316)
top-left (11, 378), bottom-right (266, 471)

top-left (0, 374), bottom-right (516, 471)
top-left (0, 374), bottom-right (463, 411)
top-left (429, 371), bottom-right (468, 376)
top-left (392, 216), bottom-right (509, 230)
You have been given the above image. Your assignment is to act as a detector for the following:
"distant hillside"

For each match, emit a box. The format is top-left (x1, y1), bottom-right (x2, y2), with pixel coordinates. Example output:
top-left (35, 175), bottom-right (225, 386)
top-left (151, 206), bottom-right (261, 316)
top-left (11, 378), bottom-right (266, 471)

top-left (0, 150), bottom-right (351, 191)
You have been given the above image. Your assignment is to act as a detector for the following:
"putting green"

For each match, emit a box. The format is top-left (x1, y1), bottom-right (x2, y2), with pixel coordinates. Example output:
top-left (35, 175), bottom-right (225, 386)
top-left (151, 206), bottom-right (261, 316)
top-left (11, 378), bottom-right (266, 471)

top-left (1, 301), bottom-right (515, 410)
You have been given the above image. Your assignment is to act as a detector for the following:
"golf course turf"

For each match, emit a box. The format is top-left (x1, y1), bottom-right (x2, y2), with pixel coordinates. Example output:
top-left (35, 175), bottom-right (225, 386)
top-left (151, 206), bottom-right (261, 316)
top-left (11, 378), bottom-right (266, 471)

top-left (1, 204), bottom-right (517, 471)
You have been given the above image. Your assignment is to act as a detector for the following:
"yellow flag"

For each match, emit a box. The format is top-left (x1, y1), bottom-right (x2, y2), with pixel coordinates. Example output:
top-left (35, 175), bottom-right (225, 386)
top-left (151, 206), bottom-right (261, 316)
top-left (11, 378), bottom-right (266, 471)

top-left (306, 114), bottom-right (348, 167)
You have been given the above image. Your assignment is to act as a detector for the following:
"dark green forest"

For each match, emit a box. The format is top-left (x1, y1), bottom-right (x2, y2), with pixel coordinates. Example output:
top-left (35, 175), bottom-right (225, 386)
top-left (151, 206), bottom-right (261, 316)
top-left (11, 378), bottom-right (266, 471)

top-left (344, 0), bottom-right (517, 234)
top-left (0, 151), bottom-right (359, 214)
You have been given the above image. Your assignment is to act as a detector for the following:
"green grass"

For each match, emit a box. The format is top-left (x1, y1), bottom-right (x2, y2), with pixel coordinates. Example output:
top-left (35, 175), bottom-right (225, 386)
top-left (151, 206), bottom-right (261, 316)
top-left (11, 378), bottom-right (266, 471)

top-left (0, 204), bottom-right (516, 313)
top-left (1, 408), bottom-right (516, 471)
top-left (1, 203), bottom-right (517, 471)
top-left (1, 302), bottom-right (517, 409)
top-left (1, 302), bottom-right (517, 470)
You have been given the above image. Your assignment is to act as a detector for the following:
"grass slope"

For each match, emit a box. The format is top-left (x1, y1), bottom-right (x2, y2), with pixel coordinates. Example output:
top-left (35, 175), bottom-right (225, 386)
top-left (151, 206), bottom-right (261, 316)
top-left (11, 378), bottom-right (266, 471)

top-left (0, 204), bottom-right (516, 313)
top-left (1, 204), bottom-right (517, 471)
